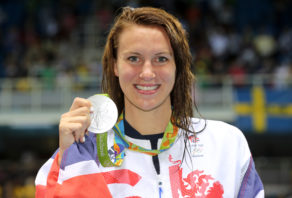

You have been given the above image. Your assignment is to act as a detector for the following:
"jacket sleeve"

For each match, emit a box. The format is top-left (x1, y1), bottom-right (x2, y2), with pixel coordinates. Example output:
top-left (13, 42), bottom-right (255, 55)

top-left (235, 130), bottom-right (265, 198)
top-left (237, 156), bottom-right (265, 198)
top-left (35, 151), bottom-right (112, 198)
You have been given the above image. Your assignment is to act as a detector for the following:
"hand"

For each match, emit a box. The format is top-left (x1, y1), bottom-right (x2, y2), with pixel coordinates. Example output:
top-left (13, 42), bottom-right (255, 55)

top-left (58, 97), bottom-right (91, 165)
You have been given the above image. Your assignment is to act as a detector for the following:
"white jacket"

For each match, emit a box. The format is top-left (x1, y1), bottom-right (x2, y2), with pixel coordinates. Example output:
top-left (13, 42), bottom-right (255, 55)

top-left (35, 118), bottom-right (264, 198)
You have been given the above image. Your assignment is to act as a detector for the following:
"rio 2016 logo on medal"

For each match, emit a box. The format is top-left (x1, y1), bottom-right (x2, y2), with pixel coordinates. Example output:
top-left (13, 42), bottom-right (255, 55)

top-left (88, 94), bottom-right (118, 134)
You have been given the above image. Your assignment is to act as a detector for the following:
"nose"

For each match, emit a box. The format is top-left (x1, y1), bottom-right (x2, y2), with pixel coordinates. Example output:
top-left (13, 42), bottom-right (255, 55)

top-left (139, 60), bottom-right (156, 80)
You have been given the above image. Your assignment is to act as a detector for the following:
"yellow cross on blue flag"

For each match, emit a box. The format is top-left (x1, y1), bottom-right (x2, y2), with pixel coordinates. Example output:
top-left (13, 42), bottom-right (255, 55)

top-left (234, 86), bottom-right (292, 133)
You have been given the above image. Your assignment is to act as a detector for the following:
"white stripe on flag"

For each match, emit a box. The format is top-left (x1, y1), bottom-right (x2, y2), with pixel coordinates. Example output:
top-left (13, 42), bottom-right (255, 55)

top-left (35, 158), bottom-right (54, 186)
top-left (58, 160), bottom-right (105, 184)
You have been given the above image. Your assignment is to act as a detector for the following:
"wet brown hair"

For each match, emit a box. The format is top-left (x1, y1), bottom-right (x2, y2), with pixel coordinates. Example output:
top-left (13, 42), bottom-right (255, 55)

top-left (102, 7), bottom-right (195, 133)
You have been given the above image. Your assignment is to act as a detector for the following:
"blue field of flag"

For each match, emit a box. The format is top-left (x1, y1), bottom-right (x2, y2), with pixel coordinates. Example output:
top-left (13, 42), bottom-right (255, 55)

top-left (234, 86), bottom-right (292, 133)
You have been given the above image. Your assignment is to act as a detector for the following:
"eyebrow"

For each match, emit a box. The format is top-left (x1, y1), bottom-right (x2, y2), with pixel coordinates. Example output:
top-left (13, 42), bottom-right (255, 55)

top-left (155, 52), bottom-right (173, 56)
top-left (122, 51), bottom-right (173, 56)
top-left (125, 52), bottom-right (141, 55)
top-left (120, 51), bottom-right (141, 57)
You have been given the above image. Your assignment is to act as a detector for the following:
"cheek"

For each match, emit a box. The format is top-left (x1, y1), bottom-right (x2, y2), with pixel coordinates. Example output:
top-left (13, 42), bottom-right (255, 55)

top-left (118, 70), bottom-right (136, 95)
top-left (161, 67), bottom-right (176, 85)
top-left (117, 66), bottom-right (136, 85)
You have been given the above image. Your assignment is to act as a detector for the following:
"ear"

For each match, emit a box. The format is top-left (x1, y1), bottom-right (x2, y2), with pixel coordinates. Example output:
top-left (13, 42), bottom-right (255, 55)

top-left (114, 62), bottom-right (119, 77)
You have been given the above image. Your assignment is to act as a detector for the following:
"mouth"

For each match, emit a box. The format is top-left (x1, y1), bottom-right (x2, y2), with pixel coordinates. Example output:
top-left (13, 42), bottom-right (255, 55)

top-left (135, 84), bottom-right (160, 91)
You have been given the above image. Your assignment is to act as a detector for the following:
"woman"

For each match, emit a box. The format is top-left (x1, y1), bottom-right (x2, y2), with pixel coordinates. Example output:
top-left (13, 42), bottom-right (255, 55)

top-left (35, 7), bottom-right (264, 198)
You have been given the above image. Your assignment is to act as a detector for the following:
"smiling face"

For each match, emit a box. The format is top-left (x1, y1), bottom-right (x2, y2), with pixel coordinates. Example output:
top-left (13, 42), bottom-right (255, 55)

top-left (114, 24), bottom-right (176, 113)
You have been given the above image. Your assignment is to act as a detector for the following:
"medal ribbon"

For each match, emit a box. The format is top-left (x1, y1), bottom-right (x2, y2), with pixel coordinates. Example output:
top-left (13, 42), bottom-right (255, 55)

top-left (96, 113), bottom-right (179, 167)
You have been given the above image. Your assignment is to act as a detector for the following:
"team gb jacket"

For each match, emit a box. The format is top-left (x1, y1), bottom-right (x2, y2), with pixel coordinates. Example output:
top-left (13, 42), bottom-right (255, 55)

top-left (35, 118), bottom-right (264, 198)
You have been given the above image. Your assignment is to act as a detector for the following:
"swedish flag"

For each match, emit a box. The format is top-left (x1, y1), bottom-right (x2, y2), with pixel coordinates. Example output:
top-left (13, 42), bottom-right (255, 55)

top-left (234, 86), bottom-right (292, 133)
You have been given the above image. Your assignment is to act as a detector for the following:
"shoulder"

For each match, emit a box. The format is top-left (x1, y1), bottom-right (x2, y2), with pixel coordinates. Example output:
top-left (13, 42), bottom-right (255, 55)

top-left (190, 117), bottom-right (246, 142)
top-left (188, 117), bottom-right (250, 157)
top-left (189, 117), bottom-right (252, 159)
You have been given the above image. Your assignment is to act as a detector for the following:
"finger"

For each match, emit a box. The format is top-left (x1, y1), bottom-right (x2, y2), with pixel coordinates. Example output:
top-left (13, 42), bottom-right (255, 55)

top-left (59, 122), bottom-right (87, 151)
top-left (70, 97), bottom-right (91, 111)
top-left (67, 124), bottom-right (85, 143)
top-left (60, 122), bottom-right (83, 136)
top-left (85, 128), bottom-right (89, 135)
top-left (80, 135), bottom-right (86, 143)
top-left (72, 131), bottom-right (82, 143)
top-left (74, 129), bottom-right (86, 143)
top-left (59, 114), bottom-right (90, 145)
top-left (63, 115), bottom-right (91, 126)
top-left (63, 106), bottom-right (91, 118)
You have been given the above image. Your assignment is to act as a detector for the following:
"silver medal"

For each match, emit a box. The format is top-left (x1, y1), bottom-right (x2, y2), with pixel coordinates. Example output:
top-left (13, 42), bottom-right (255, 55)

top-left (87, 95), bottom-right (118, 133)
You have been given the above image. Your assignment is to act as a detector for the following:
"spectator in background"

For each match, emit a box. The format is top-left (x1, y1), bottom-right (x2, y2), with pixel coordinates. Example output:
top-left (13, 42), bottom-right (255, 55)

top-left (228, 58), bottom-right (247, 87)
top-left (274, 60), bottom-right (292, 89)
top-left (207, 26), bottom-right (229, 58)
top-left (253, 27), bottom-right (276, 58)
top-left (278, 27), bottom-right (292, 62)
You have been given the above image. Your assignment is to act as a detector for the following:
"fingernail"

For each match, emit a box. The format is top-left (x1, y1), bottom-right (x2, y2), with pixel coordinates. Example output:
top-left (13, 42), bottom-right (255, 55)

top-left (90, 107), bottom-right (94, 113)
top-left (82, 136), bottom-right (86, 142)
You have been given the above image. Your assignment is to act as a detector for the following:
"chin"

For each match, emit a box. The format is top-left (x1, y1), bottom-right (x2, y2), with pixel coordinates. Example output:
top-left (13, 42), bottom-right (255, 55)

top-left (135, 98), bottom-right (169, 112)
top-left (136, 103), bottom-right (158, 112)
top-left (137, 106), bottom-right (160, 112)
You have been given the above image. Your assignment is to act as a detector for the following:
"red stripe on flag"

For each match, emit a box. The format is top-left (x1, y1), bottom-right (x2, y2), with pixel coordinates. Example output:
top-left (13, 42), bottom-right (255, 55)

top-left (35, 152), bottom-right (112, 198)
top-left (102, 169), bottom-right (141, 187)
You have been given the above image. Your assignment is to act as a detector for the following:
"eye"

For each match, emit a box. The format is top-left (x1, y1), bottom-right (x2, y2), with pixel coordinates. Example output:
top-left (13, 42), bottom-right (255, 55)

top-left (153, 56), bottom-right (169, 65)
top-left (127, 56), bottom-right (140, 63)
top-left (157, 56), bottom-right (168, 62)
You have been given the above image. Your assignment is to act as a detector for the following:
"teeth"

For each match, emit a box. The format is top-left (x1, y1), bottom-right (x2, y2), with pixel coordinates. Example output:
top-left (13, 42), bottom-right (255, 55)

top-left (136, 85), bottom-right (158, 91)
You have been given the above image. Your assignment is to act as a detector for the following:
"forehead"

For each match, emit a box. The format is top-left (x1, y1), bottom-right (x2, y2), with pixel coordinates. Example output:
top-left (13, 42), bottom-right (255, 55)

top-left (117, 24), bottom-right (172, 52)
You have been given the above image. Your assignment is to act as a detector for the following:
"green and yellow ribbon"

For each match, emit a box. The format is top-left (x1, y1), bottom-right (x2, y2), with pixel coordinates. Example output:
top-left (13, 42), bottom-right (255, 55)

top-left (96, 113), bottom-right (179, 167)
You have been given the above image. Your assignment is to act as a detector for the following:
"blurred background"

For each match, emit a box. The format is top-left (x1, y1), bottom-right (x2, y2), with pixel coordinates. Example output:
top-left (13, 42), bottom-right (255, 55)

top-left (0, 0), bottom-right (291, 197)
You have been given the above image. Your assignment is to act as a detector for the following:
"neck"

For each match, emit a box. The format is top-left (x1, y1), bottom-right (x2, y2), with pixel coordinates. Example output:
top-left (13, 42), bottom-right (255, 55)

top-left (125, 106), bottom-right (172, 135)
